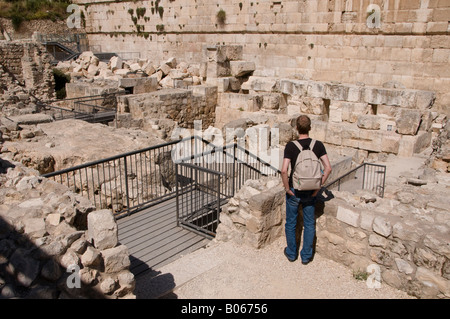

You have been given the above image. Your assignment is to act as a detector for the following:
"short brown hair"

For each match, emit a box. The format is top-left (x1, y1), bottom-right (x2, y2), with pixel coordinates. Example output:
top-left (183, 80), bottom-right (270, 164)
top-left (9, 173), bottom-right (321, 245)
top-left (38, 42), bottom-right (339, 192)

top-left (296, 115), bottom-right (311, 134)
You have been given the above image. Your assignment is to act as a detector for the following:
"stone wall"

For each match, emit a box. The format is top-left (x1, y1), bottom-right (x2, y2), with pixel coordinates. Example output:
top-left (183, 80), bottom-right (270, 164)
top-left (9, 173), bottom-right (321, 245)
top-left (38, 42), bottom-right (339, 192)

top-left (0, 160), bottom-right (136, 299)
top-left (0, 41), bottom-right (54, 101)
top-left (215, 177), bottom-right (286, 250)
top-left (316, 186), bottom-right (450, 299)
top-left (213, 73), bottom-right (437, 160)
top-left (74, 0), bottom-right (450, 114)
top-left (116, 85), bottom-right (218, 131)
top-left (215, 175), bottom-right (450, 299)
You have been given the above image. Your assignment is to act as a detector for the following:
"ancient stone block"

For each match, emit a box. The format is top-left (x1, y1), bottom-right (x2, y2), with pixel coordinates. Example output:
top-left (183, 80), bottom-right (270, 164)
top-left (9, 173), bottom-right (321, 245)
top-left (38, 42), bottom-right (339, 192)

top-left (300, 97), bottom-right (327, 115)
top-left (306, 81), bottom-right (327, 98)
top-left (372, 216), bottom-right (392, 238)
top-left (325, 83), bottom-right (349, 101)
top-left (101, 245), bottom-right (131, 274)
top-left (241, 76), bottom-right (280, 92)
top-left (415, 90), bottom-right (435, 109)
top-left (357, 114), bottom-right (380, 130)
top-left (395, 258), bottom-right (414, 275)
top-left (395, 109), bottom-right (422, 135)
top-left (280, 79), bottom-right (308, 96)
top-left (87, 209), bottom-right (118, 250)
top-left (336, 206), bottom-right (359, 227)
top-left (341, 102), bottom-right (371, 123)
top-left (110, 56), bottom-right (123, 71)
top-left (230, 61), bottom-right (256, 77)
top-left (381, 132), bottom-right (401, 154)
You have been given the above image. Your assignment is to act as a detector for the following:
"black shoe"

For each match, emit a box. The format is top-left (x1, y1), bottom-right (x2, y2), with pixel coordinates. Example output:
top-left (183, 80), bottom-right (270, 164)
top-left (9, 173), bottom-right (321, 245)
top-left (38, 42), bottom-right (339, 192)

top-left (284, 248), bottom-right (296, 262)
top-left (301, 260), bottom-right (311, 265)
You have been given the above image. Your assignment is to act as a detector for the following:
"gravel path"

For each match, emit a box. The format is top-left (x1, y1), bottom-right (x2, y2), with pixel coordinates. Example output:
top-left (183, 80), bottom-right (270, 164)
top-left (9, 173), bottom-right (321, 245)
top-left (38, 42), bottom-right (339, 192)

top-left (135, 236), bottom-right (414, 299)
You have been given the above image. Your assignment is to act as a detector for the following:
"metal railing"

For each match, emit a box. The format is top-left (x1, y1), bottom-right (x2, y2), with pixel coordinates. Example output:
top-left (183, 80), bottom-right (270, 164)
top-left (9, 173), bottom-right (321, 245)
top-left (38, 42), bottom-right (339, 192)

top-left (324, 163), bottom-right (386, 198)
top-left (174, 139), bottom-right (280, 238)
top-left (42, 136), bottom-right (280, 221)
top-left (37, 92), bottom-right (123, 124)
top-left (175, 163), bottom-right (225, 238)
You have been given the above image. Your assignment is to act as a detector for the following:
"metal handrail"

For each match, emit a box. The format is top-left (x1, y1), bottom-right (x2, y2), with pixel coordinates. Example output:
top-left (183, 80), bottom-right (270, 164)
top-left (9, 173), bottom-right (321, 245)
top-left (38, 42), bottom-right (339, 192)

top-left (324, 162), bottom-right (386, 198)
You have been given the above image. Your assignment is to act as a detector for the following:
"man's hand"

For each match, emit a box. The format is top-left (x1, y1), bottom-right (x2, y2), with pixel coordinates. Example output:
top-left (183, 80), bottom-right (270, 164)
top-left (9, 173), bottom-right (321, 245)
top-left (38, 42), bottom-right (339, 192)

top-left (286, 189), bottom-right (295, 197)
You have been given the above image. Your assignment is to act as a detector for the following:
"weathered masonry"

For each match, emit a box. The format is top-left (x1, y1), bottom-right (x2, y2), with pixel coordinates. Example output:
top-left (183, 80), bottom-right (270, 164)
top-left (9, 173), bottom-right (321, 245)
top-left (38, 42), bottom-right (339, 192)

top-left (74, 0), bottom-right (450, 115)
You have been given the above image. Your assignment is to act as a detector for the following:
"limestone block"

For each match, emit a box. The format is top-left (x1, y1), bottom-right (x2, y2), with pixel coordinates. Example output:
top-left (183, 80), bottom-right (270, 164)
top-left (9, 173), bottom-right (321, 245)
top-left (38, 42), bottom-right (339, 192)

top-left (273, 122), bottom-right (295, 145)
top-left (357, 114), bottom-right (380, 130)
top-left (260, 93), bottom-right (284, 110)
top-left (340, 124), bottom-right (360, 148)
top-left (143, 63), bottom-right (156, 76)
top-left (280, 79), bottom-right (308, 96)
top-left (101, 245), bottom-right (131, 273)
top-left (87, 209), bottom-right (118, 250)
top-left (230, 61), bottom-right (255, 77)
top-left (395, 258), bottom-right (414, 275)
top-left (300, 97), bottom-right (327, 115)
top-left (347, 85), bottom-right (363, 102)
top-left (329, 102), bottom-right (342, 123)
top-left (129, 63), bottom-right (142, 72)
top-left (415, 267), bottom-right (450, 298)
top-left (216, 45), bottom-right (243, 62)
top-left (110, 56), bottom-right (123, 71)
top-left (241, 76), bottom-right (280, 92)
top-left (372, 216), bottom-right (392, 238)
top-left (165, 57), bottom-right (177, 68)
top-left (400, 90), bottom-right (417, 108)
top-left (306, 81), bottom-right (327, 98)
top-left (23, 217), bottom-right (46, 238)
top-left (340, 102), bottom-right (371, 123)
top-left (325, 83), bottom-right (349, 101)
top-left (325, 122), bottom-right (343, 146)
top-left (395, 109), bottom-right (422, 135)
top-left (134, 77), bottom-right (159, 94)
top-left (336, 206), bottom-right (360, 227)
top-left (358, 130), bottom-right (382, 152)
top-left (114, 69), bottom-right (130, 77)
top-left (159, 63), bottom-right (172, 76)
top-left (369, 234), bottom-right (388, 248)
top-left (381, 132), bottom-right (401, 154)
top-left (415, 90), bottom-right (436, 109)
top-left (309, 120), bottom-right (328, 142)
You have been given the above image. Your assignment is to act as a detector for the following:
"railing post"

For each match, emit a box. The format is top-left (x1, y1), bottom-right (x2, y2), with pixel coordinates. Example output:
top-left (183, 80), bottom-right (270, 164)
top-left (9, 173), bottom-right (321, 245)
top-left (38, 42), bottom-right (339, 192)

top-left (362, 163), bottom-right (366, 191)
top-left (123, 156), bottom-right (131, 216)
top-left (175, 164), bottom-right (180, 227)
top-left (232, 144), bottom-right (236, 197)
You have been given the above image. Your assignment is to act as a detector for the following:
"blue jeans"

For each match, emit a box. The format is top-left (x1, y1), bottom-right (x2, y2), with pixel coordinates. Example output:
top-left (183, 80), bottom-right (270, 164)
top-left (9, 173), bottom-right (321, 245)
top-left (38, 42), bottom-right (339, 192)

top-left (285, 188), bottom-right (316, 263)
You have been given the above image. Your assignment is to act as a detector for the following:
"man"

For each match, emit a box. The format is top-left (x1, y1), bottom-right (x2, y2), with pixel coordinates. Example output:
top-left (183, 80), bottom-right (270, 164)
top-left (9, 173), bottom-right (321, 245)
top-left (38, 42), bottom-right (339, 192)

top-left (281, 115), bottom-right (332, 264)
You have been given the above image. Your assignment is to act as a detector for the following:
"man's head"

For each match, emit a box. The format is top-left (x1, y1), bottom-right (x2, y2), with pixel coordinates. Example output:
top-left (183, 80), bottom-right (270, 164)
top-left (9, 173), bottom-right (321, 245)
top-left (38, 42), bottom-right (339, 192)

top-left (296, 115), bottom-right (311, 134)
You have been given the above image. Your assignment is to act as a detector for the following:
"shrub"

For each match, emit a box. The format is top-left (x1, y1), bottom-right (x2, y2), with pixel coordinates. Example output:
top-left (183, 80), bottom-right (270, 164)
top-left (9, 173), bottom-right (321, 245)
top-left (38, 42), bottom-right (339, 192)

top-left (216, 9), bottom-right (226, 25)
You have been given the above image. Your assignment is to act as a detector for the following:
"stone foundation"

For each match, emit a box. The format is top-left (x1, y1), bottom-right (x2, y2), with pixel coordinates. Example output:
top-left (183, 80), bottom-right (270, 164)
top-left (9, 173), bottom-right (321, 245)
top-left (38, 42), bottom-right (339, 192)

top-left (0, 161), bottom-right (136, 299)
top-left (216, 174), bottom-right (450, 299)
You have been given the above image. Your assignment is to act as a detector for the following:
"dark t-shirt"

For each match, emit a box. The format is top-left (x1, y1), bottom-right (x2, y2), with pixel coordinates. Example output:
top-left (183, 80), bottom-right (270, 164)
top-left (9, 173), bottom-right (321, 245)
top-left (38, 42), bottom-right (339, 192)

top-left (284, 138), bottom-right (327, 188)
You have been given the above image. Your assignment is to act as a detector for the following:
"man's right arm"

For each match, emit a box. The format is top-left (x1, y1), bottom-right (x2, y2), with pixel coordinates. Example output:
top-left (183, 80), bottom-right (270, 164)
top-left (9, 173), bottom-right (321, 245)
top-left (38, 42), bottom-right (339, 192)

top-left (281, 158), bottom-right (294, 196)
top-left (320, 154), bottom-right (332, 186)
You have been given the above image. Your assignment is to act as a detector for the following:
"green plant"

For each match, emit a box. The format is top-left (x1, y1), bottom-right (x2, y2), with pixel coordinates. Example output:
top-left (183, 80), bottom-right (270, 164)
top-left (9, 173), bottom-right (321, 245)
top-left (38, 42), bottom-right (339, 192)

top-left (156, 24), bottom-right (164, 32)
top-left (216, 8), bottom-right (226, 24)
top-left (352, 269), bottom-right (369, 281)
top-left (136, 7), bottom-right (146, 19)
top-left (158, 6), bottom-right (164, 19)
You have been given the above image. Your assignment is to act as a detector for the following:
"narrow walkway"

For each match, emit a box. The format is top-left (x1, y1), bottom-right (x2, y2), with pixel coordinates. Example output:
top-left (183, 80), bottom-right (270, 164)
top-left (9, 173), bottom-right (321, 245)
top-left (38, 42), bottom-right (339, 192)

top-left (117, 198), bottom-right (210, 277)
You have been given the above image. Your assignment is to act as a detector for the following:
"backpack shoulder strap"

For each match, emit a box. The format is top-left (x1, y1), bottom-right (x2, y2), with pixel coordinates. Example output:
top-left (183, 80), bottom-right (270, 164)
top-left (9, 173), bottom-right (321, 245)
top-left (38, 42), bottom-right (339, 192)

top-left (293, 140), bottom-right (303, 152)
top-left (309, 139), bottom-right (317, 150)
